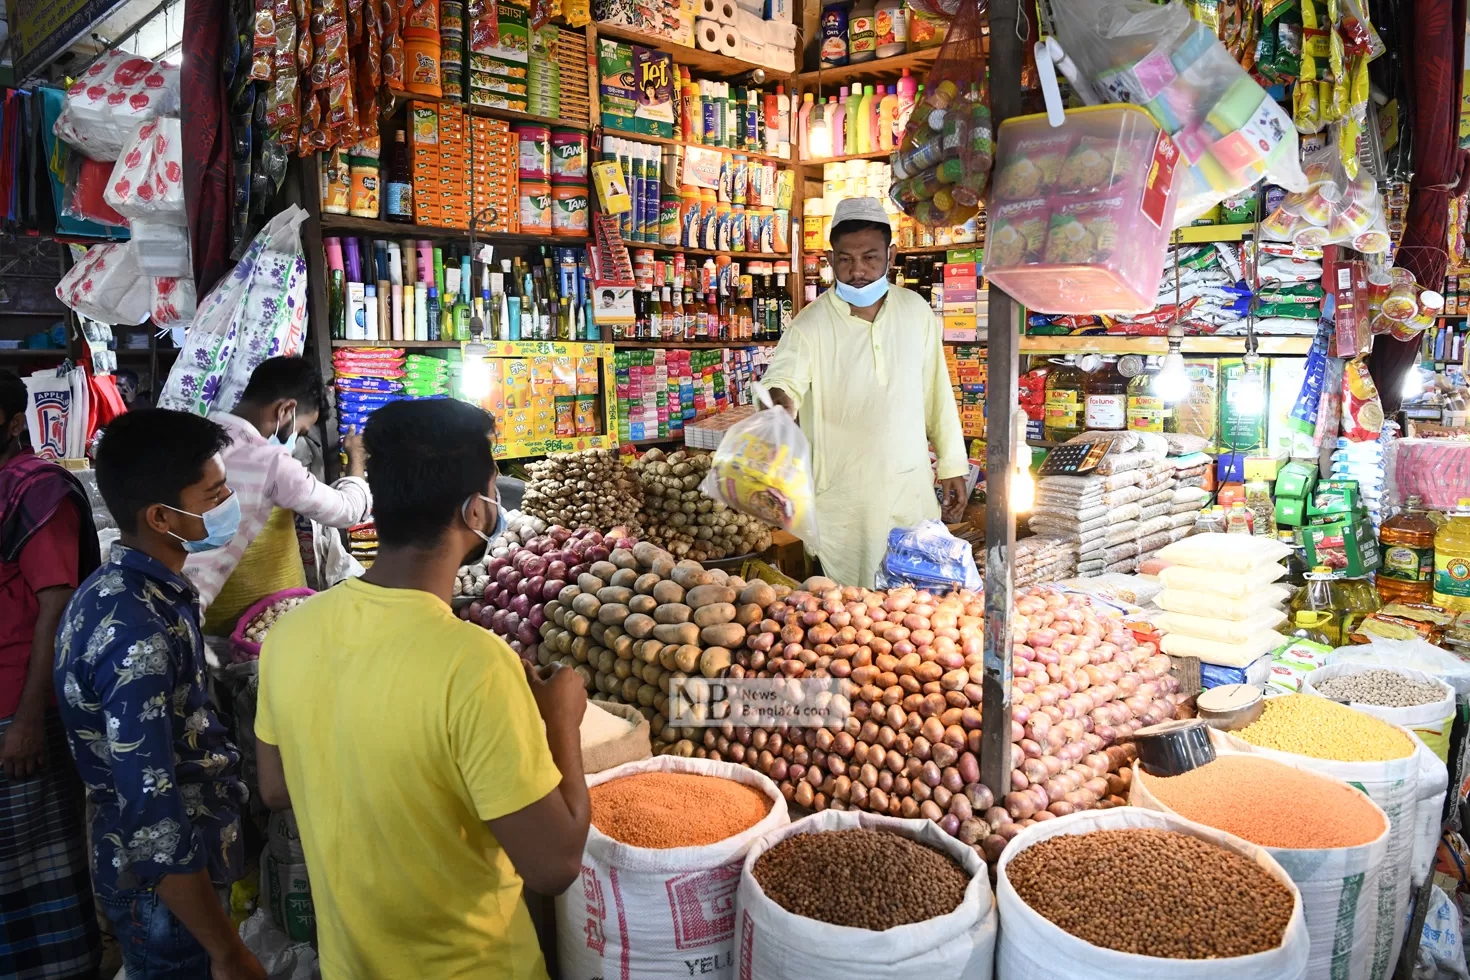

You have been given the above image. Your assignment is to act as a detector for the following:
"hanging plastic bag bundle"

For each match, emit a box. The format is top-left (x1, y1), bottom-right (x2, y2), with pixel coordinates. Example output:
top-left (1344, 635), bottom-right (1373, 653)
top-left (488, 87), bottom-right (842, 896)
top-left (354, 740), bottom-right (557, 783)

top-left (158, 206), bottom-right (311, 417)
top-left (1049, 0), bottom-right (1308, 227)
top-left (700, 384), bottom-right (821, 553)
top-left (1261, 133), bottom-right (1388, 253)
top-left (105, 117), bottom-right (187, 225)
top-left (888, 0), bottom-right (992, 229)
top-left (55, 242), bottom-right (152, 325)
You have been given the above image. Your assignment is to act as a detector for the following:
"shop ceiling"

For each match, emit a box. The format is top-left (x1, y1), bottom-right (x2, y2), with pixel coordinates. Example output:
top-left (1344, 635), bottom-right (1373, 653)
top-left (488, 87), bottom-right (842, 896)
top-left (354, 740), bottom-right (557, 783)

top-left (5, 0), bottom-right (182, 85)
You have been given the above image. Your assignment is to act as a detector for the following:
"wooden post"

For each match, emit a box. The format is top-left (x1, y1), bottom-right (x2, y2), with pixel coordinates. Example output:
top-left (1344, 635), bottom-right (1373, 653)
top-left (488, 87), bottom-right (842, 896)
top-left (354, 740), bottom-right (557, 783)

top-left (979, 0), bottom-right (1023, 802)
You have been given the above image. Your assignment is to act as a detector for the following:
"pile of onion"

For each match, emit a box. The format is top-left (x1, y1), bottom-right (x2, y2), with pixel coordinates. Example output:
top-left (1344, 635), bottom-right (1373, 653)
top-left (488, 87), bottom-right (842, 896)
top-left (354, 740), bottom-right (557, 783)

top-left (459, 525), bottom-right (636, 660)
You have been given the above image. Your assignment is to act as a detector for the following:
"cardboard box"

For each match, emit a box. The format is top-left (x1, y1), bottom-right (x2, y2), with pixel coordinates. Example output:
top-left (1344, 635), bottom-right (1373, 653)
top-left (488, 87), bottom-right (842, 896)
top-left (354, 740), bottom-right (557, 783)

top-left (1301, 518), bottom-right (1380, 577)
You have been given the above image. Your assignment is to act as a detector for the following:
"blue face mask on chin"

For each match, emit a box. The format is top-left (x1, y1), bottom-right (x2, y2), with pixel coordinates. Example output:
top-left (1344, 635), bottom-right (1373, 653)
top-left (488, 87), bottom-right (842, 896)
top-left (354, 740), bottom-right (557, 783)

top-left (269, 409), bottom-right (298, 453)
top-left (834, 275), bottom-right (890, 308)
top-left (163, 494), bottom-right (242, 553)
top-left (464, 488), bottom-right (507, 562)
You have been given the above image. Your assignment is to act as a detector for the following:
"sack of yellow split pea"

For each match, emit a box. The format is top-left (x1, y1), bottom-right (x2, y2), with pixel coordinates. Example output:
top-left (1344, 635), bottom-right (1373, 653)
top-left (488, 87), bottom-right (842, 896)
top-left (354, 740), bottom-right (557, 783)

top-left (700, 384), bottom-right (821, 552)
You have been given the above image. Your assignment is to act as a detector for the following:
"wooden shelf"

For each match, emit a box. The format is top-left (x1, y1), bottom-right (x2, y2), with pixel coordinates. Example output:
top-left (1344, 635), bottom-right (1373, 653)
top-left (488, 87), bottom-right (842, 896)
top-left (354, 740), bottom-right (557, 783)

top-left (319, 214), bottom-right (588, 246)
top-left (0, 348), bottom-right (67, 357)
top-left (614, 338), bottom-right (779, 348)
top-left (593, 22), bottom-right (788, 78)
top-left (385, 90), bottom-right (588, 130)
top-left (1174, 223), bottom-right (1256, 243)
top-left (1020, 335), bottom-right (1314, 355)
top-left (795, 48), bottom-right (944, 88)
top-left (333, 339), bottom-right (461, 348)
top-left (622, 434), bottom-right (686, 447)
top-left (798, 148), bottom-right (893, 168)
top-left (615, 129), bottom-right (794, 168)
top-left (625, 243), bottom-right (791, 260)
top-left (896, 244), bottom-right (979, 255)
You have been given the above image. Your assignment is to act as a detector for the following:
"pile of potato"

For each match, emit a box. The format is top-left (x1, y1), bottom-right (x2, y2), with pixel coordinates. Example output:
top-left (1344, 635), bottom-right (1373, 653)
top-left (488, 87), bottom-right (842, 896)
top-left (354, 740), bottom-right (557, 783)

top-left (522, 449), bottom-right (642, 534)
top-left (539, 541), bottom-right (767, 755)
top-left (631, 448), bottom-right (773, 562)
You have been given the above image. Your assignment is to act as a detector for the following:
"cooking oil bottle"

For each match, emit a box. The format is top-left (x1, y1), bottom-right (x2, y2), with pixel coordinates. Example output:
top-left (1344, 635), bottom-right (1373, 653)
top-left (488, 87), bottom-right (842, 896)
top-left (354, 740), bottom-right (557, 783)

top-left (1280, 529), bottom-right (1309, 588)
top-left (1285, 609), bottom-right (1334, 645)
top-left (1378, 495), bottom-right (1436, 603)
top-left (1043, 356), bottom-right (1085, 442)
top-left (1433, 498), bottom-right (1470, 612)
top-left (1290, 566), bottom-right (1351, 645)
top-left (1338, 575), bottom-right (1381, 639)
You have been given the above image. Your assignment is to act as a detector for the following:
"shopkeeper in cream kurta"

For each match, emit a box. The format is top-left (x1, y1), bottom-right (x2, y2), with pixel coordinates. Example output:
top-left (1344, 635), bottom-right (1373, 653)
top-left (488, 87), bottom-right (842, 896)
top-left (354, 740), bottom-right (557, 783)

top-left (763, 196), bottom-right (969, 588)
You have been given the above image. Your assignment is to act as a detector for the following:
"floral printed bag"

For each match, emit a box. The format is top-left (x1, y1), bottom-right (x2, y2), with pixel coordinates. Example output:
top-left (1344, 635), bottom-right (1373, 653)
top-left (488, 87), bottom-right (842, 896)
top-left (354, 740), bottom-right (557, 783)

top-left (159, 206), bottom-right (309, 417)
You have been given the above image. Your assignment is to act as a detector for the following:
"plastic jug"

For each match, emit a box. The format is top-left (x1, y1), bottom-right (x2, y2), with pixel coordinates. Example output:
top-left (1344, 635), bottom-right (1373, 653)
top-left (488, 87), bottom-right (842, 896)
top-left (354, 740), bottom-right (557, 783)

top-left (1378, 494), bottom-right (1436, 603)
top-left (878, 87), bottom-right (898, 152)
top-left (830, 89), bottom-right (847, 156)
top-left (1434, 498), bottom-right (1470, 612)
top-left (797, 93), bottom-right (814, 161)
top-left (856, 84), bottom-right (874, 153)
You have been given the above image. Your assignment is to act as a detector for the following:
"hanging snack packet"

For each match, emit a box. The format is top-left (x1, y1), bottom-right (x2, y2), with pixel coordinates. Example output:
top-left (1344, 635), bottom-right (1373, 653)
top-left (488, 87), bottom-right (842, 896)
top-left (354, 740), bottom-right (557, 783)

top-left (1340, 355), bottom-right (1382, 442)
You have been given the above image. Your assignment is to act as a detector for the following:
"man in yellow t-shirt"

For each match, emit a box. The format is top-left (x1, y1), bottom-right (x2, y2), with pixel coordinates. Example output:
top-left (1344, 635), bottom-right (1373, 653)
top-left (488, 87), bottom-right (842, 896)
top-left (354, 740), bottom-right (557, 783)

top-left (253, 399), bottom-right (589, 979)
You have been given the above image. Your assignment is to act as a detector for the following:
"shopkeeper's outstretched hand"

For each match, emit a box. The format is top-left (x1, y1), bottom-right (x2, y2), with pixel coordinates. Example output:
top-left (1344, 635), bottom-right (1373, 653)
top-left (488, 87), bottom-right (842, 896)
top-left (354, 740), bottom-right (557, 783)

top-left (523, 661), bottom-right (587, 734)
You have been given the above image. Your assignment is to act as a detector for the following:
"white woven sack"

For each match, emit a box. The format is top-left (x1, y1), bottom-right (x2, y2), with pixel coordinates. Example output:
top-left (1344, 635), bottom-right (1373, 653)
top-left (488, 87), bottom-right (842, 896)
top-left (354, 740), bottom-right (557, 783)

top-left (994, 808), bottom-right (1309, 980)
top-left (1129, 760), bottom-right (1389, 980)
top-left (734, 810), bottom-right (996, 980)
top-left (1211, 725), bottom-right (1447, 980)
top-left (1302, 663), bottom-right (1456, 761)
top-left (555, 756), bottom-right (789, 980)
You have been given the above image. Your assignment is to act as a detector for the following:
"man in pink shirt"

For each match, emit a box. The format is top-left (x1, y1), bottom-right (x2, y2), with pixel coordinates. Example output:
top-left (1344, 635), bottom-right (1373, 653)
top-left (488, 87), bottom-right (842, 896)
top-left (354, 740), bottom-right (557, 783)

top-left (184, 357), bottom-right (373, 633)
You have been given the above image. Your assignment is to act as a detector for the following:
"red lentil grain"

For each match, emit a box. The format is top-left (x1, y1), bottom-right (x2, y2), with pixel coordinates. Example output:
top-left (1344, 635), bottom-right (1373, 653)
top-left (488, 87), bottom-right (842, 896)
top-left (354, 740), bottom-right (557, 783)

top-left (1138, 755), bottom-right (1385, 849)
top-left (591, 771), bottom-right (772, 847)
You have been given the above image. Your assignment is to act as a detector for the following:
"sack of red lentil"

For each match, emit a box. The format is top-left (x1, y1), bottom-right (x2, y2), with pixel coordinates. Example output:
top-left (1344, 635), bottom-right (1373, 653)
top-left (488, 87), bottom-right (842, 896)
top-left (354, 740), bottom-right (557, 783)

top-left (556, 756), bottom-right (789, 980)
top-left (1128, 755), bottom-right (1390, 980)
top-left (995, 807), bottom-right (1310, 980)
top-left (1212, 719), bottom-right (1448, 980)
top-left (733, 810), bottom-right (996, 979)
top-left (1302, 663), bottom-right (1457, 763)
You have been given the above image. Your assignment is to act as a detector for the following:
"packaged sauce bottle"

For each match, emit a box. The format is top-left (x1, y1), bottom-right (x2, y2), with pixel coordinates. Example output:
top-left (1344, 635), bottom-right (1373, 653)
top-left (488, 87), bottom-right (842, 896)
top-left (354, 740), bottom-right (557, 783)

top-left (1378, 495), bottom-right (1436, 603)
top-left (1043, 357), bottom-right (1084, 442)
top-left (1434, 499), bottom-right (1470, 612)
top-left (1083, 357), bottom-right (1127, 431)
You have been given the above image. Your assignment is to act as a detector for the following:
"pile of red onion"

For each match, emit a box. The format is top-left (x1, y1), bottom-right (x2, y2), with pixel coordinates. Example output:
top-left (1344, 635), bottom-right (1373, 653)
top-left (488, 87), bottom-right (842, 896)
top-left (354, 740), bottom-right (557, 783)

top-left (458, 525), bottom-right (636, 659)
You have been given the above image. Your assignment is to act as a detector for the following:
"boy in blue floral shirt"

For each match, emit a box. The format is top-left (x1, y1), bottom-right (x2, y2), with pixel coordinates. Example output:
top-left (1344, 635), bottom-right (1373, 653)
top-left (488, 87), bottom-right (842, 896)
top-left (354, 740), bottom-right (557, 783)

top-left (54, 409), bottom-right (263, 980)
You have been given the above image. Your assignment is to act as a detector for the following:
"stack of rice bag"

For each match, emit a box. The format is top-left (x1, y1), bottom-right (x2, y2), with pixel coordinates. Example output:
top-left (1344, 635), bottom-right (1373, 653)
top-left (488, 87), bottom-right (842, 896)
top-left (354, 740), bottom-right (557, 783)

top-left (1330, 434), bottom-right (1386, 529)
top-left (1014, 533), bottom-right (1077, 588)
top-left (1152, 533), bottom-right (1292, 689)
top-left (1028, 431), bottom-right (1173, 577)
top-left (401, 353), bottom-right (450, 400)
top-left (333, 347), bottom-right (405, 440)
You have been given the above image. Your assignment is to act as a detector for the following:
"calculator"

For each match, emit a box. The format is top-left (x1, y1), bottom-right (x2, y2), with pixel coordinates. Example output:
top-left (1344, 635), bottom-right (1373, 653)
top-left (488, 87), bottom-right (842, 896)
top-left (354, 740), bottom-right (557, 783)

top-left (1037, 440), bottom-right (1112, 476)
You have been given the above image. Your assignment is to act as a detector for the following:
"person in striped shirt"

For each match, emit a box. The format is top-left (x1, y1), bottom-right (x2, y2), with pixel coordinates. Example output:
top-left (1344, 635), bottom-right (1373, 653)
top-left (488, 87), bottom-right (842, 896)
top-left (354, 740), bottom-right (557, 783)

top-left (184, 357), bottom-right (373, 633)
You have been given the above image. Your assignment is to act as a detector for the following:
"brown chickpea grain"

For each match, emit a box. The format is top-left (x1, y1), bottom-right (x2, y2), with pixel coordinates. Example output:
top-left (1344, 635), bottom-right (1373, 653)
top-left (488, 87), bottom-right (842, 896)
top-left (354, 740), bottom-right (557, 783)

top-left (1006, 829), bottom-right (1293, 959)
top-left (752, 828), bottom-right (970, 930)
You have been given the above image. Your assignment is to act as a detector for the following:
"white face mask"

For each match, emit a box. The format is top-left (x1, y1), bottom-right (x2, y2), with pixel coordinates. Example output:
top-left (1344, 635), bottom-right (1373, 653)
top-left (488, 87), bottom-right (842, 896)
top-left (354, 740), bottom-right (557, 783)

top-left (462, 486), bottom-right (505, 563)
top-left (269, 409), bottom-right (298, 453)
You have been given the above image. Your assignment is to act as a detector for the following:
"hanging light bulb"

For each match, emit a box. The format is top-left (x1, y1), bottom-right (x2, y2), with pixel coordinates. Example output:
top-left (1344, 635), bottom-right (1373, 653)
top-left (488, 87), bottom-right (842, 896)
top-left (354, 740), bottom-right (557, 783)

top-left (808, 104), bottom-right (832, 160)
top-left (461, 338), bottom-right (491, 402)
top-left (1010, 413), bottom-right (1035, 513)
top-left (1154, 350), bottom-right (1190, 403)
top-left (1230, 351), bottom-right (1266, 416)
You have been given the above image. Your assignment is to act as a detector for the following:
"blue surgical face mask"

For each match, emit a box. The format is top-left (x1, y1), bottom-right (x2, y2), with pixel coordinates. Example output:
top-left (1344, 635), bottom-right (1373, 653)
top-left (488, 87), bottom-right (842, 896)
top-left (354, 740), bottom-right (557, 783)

top-left (463, 488), bottom-right (506, 561)
top-left (163, 493), bottom-right (241, 553)
top-left (834, 275), bottom-right (890, 308)
top-left (269, 409), bottom-right (298, 453)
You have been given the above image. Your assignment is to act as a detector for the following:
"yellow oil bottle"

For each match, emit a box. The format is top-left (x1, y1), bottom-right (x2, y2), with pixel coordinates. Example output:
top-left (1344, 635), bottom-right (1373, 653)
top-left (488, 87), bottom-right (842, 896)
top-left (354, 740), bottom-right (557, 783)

top-left (1433, 499), bottom-right (1470, 612)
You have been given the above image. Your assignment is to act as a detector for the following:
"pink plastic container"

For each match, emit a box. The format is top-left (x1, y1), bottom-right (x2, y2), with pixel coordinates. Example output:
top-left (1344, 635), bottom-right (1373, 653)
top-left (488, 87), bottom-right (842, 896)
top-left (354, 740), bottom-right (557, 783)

top-left (983, 105), bottom-right (1179, 315)
top-left (229, 587), bottom-right (316, 662)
